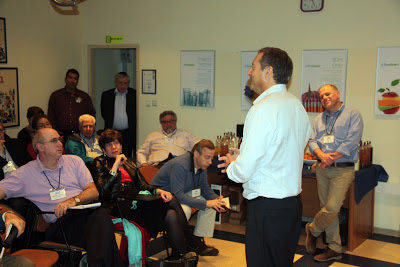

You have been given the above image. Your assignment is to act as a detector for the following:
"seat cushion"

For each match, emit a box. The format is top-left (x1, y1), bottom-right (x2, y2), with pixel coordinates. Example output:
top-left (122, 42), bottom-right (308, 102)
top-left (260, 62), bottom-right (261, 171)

top-left (12, 249), bottom-right (59, 266)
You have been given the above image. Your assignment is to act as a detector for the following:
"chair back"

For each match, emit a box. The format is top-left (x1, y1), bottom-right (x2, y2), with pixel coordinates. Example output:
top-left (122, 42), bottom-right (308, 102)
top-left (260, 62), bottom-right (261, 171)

top-left (138, 166), bottom-right (159, 183)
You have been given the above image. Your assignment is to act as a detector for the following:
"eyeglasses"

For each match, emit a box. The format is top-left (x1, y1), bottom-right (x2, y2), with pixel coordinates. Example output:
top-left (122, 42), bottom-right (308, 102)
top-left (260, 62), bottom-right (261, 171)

top-left (105, 141), bottom-right (120, 147)
top-left (161, 120), bottom-right (176, 124)
top-left (41, 137), bottom-right (63, 144)
top-left (37, 122), bottom-right (51, 129)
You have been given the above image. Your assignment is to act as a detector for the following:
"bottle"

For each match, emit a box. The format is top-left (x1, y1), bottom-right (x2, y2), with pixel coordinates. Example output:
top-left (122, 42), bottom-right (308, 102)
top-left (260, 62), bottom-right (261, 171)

top-left (220, 138), bottom-right (229, 157)
top-left (370, 141), bottom-right (373, 166)
top-left (366, 141), bottom-right (372, 167)
top-left (362, 142), bottom-right (368, 169)
top-left (228, 137), bottom-right (235, 155)
top-left (214, 136), bottom-right (221, 157)
top-left (355, 142), bottom-right (360, 171)
top-left (358, 140), bottom-right (364, 169)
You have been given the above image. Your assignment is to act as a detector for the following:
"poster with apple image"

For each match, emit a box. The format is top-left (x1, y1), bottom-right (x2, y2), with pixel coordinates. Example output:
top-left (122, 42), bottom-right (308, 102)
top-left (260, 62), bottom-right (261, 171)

top-left (375, 47), bottom-right (400, 117)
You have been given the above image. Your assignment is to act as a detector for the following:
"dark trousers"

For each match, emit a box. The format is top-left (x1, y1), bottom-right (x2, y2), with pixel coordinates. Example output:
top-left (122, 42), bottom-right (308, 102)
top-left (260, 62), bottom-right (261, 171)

top-left (45, 207), bottom-right (123, 267)
top-left (246, 195), bottom-right (302, 267)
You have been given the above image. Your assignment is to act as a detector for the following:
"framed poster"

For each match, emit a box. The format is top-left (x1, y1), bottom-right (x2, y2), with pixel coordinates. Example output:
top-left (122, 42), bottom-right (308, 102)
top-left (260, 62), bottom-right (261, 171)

top-left (301, 49), bottom-right (348, 113)
top-left (142, 69), bottom-right (156, 94)
top-left (241, 51), bottom-right (258, 110)
top-left (180, 50), bottom-right (215, 108)
top-left (375, 47), bottom-right (400, 117)
top-left (0, 18), bottom-right (7, 63)
top-left (0, 68), bottom-right (19, 127)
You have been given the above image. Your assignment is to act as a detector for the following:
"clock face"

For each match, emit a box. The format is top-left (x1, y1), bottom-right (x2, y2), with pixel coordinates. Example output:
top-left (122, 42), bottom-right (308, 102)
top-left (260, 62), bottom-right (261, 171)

top-left (301, 0), bottom-right (324, 12)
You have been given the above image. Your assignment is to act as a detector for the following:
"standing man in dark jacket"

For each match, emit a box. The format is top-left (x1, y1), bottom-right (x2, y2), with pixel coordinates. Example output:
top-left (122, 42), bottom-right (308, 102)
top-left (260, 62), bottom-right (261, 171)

top-left (101, 72), bottom-right (136, 158)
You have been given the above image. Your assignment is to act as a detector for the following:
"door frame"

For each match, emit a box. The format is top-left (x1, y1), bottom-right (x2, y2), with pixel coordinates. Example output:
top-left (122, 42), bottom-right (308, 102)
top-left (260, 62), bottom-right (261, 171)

top-left (87, 44), bottom-right (140, 101)
top-left (87, 44), bottom-right (140, 148)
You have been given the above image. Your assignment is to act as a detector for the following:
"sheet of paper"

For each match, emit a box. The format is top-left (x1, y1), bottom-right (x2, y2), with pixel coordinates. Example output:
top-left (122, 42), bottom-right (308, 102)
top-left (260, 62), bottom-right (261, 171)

top-left (222, 197), bottom-right (230, 209)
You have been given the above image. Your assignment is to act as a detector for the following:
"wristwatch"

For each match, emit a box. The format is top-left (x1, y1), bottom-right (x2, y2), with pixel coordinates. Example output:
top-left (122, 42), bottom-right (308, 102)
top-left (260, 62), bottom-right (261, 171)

top-left (110, 170), bottom-right (117, 177)
top-left (74, 197), bottom-right (81, 205)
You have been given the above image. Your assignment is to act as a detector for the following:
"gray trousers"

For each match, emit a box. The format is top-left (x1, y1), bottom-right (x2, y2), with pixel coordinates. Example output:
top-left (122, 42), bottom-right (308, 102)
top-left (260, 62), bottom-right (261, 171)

top-left (181, 196), bottom-right (216, 237)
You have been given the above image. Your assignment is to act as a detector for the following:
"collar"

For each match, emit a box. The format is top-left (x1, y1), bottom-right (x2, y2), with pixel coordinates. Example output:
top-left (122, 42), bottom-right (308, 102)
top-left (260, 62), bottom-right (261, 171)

top-left (37, 154), bottom-right (63, 172)
top-left (189, 153), bottom-right (203, 175)
top-left (324, 104), bottom-right (345, 118)
top-left (79, 132), bottom-right (95, 143)
top-left (162, 129), bottom-right (177, 137)
top-left (253, 84), bottom-right (287, 104)
top-left (114, 88), bottom-right (128, 96)
top-left (63, 87), bottom-right (77, 95)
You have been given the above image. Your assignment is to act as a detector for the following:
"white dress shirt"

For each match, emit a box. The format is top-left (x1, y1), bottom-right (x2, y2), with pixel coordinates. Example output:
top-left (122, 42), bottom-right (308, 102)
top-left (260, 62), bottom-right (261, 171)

top-left (227, 84), bottom-right (312, 200)
top-left (136, 129), bottom-right (199, 165)
top-left (112, 89), bottom-right (129, 130)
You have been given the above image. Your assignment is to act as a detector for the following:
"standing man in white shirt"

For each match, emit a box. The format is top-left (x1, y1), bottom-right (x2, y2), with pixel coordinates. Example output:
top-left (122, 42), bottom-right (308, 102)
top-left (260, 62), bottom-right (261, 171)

top-left (137, 110), bottom-right (199, 167)
top-left (219, 47), bottom-right (311, 267)
top-left (101, 72), bottom-right (136, 158)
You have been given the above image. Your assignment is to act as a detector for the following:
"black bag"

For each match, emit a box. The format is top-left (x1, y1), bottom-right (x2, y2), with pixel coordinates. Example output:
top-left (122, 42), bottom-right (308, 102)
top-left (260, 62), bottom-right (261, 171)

top-left (145, 252), bottom-right (198, 267)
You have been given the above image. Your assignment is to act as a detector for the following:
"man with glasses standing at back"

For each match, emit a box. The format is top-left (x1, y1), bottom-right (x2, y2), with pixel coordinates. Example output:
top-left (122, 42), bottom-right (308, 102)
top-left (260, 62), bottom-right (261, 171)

top-left (137, 110), bottom-right (199, 168)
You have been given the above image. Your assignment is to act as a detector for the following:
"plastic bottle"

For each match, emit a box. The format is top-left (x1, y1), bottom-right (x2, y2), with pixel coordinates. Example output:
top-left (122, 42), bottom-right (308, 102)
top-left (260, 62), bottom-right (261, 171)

top-left (214, 136), bottom-right (221, 157)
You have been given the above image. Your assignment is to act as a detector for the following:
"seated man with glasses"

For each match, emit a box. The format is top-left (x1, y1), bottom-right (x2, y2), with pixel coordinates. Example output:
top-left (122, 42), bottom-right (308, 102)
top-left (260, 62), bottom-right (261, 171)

top-left (65, 114), bottom-right (102, 166)
top-left (0, 128), bottom-right (124, 266)
top-left (137, 110), bottom-right (199, 168)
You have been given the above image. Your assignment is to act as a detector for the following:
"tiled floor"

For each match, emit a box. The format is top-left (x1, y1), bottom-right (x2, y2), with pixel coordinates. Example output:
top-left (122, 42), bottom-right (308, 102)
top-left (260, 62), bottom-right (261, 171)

top-left (147, 218), bottom-right (400, 267)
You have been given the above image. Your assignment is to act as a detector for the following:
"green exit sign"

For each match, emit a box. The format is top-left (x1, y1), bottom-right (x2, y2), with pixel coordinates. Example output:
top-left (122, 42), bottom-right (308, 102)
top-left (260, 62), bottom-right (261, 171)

top-left (105, 35), bottom-right (123, 44)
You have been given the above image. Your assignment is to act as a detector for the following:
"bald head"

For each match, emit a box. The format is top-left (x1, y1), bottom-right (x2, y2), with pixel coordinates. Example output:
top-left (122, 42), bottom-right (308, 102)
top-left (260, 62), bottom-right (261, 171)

top-left (318, 84), bottom-right (341, 113)
top-left (32, 128), bottom-right (60, 154)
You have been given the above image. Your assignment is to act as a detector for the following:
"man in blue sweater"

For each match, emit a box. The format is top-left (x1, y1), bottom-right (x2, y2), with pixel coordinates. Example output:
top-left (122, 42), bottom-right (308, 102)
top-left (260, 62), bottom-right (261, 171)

top-left (151, 139), bottom-right (227, 256)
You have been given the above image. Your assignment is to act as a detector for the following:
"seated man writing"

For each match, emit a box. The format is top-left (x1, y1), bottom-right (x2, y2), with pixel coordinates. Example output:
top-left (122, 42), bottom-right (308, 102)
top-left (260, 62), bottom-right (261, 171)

top-left (0, 128), bottom-right (123, 266)
top-left (65, 114), bottom-right (102, 164)
top-left (136, 110), bottom-right (199, 167)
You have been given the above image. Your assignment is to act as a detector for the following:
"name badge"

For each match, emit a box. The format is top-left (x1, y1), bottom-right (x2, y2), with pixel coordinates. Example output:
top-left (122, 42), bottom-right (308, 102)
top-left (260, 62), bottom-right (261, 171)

top-left (191, 188), bottom-right (201, 198)
top-left (88, 151), bottom-right (98, 158)
top-left (50, 188), bottom-right (66, 201)
top-left (322, 135), bottom-right (335, 144)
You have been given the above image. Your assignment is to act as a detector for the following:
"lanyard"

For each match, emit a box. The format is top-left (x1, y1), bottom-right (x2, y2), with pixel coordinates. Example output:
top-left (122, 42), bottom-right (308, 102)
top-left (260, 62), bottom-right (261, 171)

top-left (325, 107), bottom-right (343, 135)
top-left (82, 138), bottom-right (95, 151)
top-left (43, 168), bottom-right (61, 189)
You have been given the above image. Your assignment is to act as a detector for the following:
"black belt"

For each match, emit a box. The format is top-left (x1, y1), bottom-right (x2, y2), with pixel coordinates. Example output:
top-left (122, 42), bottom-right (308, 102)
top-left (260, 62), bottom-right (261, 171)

top-left (317, 160), bottom-right (354, 168)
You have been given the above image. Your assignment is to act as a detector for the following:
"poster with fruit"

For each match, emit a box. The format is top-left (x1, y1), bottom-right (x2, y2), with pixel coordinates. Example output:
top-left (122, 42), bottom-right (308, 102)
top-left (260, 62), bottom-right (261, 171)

top-left (301, 50), bottom-right (348, 113)
top-left (375, 47), bottom-right (400, 117)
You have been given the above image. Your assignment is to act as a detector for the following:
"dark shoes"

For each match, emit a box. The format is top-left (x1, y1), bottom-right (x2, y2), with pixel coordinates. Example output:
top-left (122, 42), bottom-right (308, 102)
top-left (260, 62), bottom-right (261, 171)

top-left (305, 223), bottom-right (317, 254)
top-left (314, 247), bottom-right (342, 262)
top-left (187, 236), bottom-right (219, 256)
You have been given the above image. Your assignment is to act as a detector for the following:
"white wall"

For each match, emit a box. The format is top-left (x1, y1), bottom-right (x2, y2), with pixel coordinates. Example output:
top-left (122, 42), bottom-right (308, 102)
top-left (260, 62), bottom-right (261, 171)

top-left (2, 0), bottom-right (400, 234)
top-left (0, 1), bottom-right (83, 137)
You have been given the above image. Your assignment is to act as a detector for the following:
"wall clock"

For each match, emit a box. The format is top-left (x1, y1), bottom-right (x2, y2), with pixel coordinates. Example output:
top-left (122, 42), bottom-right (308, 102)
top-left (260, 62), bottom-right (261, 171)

top-left (301, 0), bottom-right (324, 12)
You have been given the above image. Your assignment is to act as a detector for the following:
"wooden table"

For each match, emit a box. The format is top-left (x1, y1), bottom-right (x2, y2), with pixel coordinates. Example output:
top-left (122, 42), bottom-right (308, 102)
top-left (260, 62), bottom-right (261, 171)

top-left (208, 170), bottom-right (375, 251)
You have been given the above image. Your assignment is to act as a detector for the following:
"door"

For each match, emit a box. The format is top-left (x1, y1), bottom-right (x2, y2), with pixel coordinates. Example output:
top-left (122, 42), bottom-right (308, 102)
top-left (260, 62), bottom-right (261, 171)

top-left (88, 45), bottom-right (138, 137)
